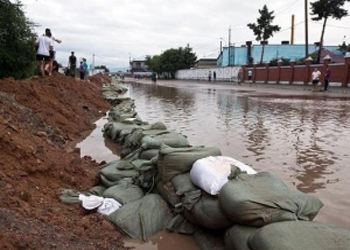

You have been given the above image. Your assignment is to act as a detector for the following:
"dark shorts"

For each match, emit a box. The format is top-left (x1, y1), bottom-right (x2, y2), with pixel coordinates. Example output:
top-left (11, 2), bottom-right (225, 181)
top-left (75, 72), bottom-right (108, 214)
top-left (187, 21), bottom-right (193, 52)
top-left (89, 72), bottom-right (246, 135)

top-left (49, 50), bottom-right (55, 59)
top-left (36, 54), bottom-right (50, 62)
top-left (312, 79), bottom-right (319, 85)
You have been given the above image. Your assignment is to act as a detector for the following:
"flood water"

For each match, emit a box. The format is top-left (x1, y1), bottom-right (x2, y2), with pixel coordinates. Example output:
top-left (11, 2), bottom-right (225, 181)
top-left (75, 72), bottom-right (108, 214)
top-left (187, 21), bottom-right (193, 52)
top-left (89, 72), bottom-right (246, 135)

top-left (77, 80), bottom-right (350, 249)
top-left (124, 81), bottom-right (350, 229)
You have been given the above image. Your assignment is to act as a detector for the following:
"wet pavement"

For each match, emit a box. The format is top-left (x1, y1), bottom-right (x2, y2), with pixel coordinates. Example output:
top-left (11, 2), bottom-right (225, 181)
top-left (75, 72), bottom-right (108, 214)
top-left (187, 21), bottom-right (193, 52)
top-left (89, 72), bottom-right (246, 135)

top-left (77, 78), bottom-right (350, 249)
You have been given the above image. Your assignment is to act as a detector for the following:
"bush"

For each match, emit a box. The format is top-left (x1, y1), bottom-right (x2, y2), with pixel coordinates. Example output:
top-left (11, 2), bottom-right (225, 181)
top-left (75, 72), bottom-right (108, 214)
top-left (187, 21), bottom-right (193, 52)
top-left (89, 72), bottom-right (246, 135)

top-left (0, 0), bottom-right (36, 79)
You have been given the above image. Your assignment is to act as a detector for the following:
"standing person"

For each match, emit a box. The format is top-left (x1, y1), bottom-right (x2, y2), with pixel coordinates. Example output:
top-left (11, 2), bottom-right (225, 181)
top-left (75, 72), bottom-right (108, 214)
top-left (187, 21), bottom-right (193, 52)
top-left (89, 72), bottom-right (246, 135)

top-left (151, 72), bottom-right (157, 83)
top-left (247, 69), bottom-right (253, 83)
top-left (45, 29), bottom-right (62, 76)
top-left (208, 71), bottom-right (212, 81)
top-left (79, 61), bottom-right (85, 80)
top-left (311, 68), bottom-right (321, 89)
top-left (68, 52), bottom-right (77, 77)
top-left (35, 28), bottom-right (53, 76)
top-left (82, 58), bottom-right (89, 80)
top-left (324, 67), bottom-right (331, 91)
top-left (213, 71), bottom-right (217, 81)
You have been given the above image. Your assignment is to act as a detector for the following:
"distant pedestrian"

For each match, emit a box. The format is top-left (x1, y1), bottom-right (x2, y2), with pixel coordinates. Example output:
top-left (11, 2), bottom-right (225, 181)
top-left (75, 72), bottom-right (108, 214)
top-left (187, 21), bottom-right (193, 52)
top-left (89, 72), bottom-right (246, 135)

top-left (208, 71), bottom-right (212, 81)
top-left (83, 58), bottom-right (89, 80)
top-left (79, 61), bottom-right (85, 80)
top-left (248, 69), bottom-right (253, 82)
top-left (151, 72), bottom-right (157, 83)
top-left (311, 68), bottom-right (321, 89)
top-left (35, 28), bottom-right (53, 76)
top-left (68, 52), bottom-right (77, 77)
top-left (213, 71), bottom-right (216, 81)
top-left (324, 67), bottom-right (331, 91)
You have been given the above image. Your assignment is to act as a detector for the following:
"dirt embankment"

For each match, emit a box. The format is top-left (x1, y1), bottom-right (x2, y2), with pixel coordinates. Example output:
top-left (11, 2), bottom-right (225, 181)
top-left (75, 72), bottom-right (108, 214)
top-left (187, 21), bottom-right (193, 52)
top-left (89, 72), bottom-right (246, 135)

top-left (0, 74), bottom-right (126, 249)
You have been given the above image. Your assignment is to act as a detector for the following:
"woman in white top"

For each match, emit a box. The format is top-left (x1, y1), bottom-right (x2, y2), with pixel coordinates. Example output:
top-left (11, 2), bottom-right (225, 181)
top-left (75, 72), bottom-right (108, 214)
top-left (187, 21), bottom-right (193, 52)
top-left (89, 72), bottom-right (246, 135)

top-left (45, 29), bottom-right (62, 76)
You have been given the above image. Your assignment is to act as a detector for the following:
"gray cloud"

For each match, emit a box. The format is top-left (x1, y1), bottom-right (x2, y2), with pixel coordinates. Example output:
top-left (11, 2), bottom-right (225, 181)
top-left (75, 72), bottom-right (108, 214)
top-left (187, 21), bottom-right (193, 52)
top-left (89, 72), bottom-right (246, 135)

top-left (21, 0), bottom-right (350, 69)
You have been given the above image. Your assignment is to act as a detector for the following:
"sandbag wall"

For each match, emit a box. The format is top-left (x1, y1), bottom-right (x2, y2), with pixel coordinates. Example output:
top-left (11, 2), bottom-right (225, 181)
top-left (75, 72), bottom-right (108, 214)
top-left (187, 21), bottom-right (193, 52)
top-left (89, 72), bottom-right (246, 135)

top-left (97, 82), bottom-right (350, 250)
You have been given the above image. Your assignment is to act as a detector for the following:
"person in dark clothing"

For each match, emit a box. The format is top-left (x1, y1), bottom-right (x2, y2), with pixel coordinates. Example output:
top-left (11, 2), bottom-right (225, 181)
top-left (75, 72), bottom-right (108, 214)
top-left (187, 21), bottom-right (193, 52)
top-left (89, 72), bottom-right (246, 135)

top-left (324, 67), bottom-right (331, 91)
top-left (213, 71), bottom-right (216, 81)
top-left (68, 51), bottom-right (77, 77)
top-left (79, 61), bottom-right (85, 80)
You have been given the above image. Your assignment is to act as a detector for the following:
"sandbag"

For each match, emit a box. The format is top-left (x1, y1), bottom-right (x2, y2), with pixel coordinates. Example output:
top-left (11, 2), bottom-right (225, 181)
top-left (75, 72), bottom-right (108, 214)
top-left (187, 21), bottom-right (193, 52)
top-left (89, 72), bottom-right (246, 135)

top-left (171, 173), bottom-right (198, 196)
top-left (103, 122), bottom-right (139, 141)
top-left (139, 149), bottom-right (159, 160)
top-left (166, 214), bottom-right (196, 235)
top-left (219, 172), bottom-right (323, 226)
top-left (157, 146), bottom-right (222, 183)
top-left (141, 121), bottom-right (167, 131)
top-left (184, 193), bottom-right (231, 230)
top-left (194, 229), bottom-right (225, 250)
top-left (103, 179), bottom-right (144, 204)
top-left (190, 156), bottom-right (257, 195)
top-left (88, 185), bottom-right (107, 196)
top-left (99, 161), bottom-right (139, 183)
top-left (224, 225), bottom-right (257, 250)
top-left (249, 221), bottom-right (350, 250)
top-left (141, 132), bottom-right (190, 150)
top-left (156, 179), bottom-right (180, 207)
top-left (108, 194), bottom-right (172, 241)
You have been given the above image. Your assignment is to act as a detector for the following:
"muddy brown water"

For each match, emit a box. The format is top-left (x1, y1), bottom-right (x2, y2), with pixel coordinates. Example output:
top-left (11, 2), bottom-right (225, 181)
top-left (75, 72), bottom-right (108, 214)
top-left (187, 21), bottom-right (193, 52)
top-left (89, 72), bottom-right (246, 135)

top-left (77, 80), bottom-right (350, 249)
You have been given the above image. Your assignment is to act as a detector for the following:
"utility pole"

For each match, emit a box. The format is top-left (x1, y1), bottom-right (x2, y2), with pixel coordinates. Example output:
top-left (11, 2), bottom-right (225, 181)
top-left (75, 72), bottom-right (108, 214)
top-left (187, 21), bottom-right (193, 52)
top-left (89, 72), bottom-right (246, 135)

top-left (228, 26), bottom-right (231, 66)
top-left (220, 39), bottom-right (223, 54)
top-left (304, 0), bottom-right (309, 57)
top-left (291, 14), bottom-right (295, 45)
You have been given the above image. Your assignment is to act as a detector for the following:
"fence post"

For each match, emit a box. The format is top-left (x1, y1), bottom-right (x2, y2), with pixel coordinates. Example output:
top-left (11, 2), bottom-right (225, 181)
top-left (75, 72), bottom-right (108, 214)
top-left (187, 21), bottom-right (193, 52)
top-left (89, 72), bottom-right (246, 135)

top-left (304, 57), bottom-right (313, 85)
top-left (265, 63), bottom-right (269, 84)
top-left (290, 60), bottom-right (296, 84)
top-left (253, 64), bottom-right (257, 83)
top-left (344, 53), bottom-right (350, 87)
top-left (277, 59), bottom-right (282, 84)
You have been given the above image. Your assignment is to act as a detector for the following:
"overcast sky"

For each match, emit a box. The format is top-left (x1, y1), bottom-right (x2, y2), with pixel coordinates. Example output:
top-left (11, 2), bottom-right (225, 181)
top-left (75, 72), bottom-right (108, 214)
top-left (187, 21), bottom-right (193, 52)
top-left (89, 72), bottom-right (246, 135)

top-left (20, 0), bottom-right (350, 70)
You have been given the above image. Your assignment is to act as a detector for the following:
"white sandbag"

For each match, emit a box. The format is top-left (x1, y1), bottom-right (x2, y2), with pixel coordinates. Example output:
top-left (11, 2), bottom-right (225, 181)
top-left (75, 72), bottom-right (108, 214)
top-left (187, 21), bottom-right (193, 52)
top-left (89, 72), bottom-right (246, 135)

top-left (190, 156), bottom-right (256, 195)
top-left (79, 194), bottom-right (104, 210)
top-left (97, 198), bottom-right (122, 215)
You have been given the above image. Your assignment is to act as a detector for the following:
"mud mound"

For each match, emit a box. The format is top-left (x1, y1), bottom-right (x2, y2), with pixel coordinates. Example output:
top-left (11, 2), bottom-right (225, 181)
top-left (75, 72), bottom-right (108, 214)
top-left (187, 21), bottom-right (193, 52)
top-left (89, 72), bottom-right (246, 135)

top-left (0, 74), bottom-right (127, 249)
top-left (89, 73), bottom-right (111, 87)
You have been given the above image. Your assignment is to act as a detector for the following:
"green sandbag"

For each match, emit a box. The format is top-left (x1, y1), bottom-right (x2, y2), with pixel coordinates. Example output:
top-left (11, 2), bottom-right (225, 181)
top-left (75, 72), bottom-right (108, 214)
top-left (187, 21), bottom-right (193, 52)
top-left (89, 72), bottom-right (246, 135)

top-left (219, 172), bottom-right (323, 227)
top-left (108, 194), bottom-right (172, 241)
top-left (166, 214), bottom-right (196, 235)
top-left (141, 121), bottom-right (167, 131)
top-left (171, 173), bottom-right (198, 196)
top-left (157, 146), bottom-right (222, 183)
top-left (194, 229), bottom-right (225, 250)
top-left (249, 221), bottom-right (350, 250)
top-left (103, 179), bottom-right (144, 204)
top-left (184, 194), bottom-right (232, 230)
top-left (59, 189), bottom-right (80, 204)
top-left (99, 161), bottom-right (139, 183)
top-left (88, 185), bottom-right (106, 196)
top-left (156, 179), bottom-right (180, 207)
top-left (139, 149), bottom-right (159, 160)
top-left (141, 132), bottom-right (190, 150)
top-left (103, 122), bottom-right (139, 141)
top-left (224, 225), bottom-right (257, 250)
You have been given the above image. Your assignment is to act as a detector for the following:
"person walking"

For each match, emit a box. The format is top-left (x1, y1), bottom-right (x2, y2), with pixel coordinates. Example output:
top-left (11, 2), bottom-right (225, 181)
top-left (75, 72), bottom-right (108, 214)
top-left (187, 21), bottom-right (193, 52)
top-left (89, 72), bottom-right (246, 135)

top-left (45, 29), bottom-right (62, 76)
top-left (35, 28), bottom-right (53, 76)
top-left (68, 52), bottom-right (77, 77)
top-left (213, 71), bottom-right (216, 81)
top-left (311, 68), bottom-right (321, 90)
top-left (324, 67), bottom-right (331, 91)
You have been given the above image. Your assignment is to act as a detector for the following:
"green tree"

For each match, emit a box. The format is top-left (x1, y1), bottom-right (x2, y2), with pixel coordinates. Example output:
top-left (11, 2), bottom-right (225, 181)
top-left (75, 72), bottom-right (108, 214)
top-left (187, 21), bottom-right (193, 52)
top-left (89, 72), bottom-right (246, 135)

top-left (247, 5), bottom-right (280, 64)
top-left (310, 0), bottom-right (350, 63)
top-left (0, 0), bottom-right (36, 79)
top-left (338, 41), bottom-right (350, 55)
top-left (145, 45), bottom-right (197, 79)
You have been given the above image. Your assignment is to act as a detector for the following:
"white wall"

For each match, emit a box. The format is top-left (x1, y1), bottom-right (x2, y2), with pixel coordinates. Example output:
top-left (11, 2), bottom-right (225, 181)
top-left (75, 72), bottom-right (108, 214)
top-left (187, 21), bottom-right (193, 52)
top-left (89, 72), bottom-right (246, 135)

top-left (175, 66), bottom-right (241, 82)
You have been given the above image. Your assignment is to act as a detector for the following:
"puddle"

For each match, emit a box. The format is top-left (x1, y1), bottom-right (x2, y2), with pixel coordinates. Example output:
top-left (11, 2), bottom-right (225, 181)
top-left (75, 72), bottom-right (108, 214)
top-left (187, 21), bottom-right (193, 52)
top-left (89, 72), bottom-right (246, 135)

top-left (76, 115), bottom-right (120, 163)
top-left (125, 231), bottom-right (199, 250)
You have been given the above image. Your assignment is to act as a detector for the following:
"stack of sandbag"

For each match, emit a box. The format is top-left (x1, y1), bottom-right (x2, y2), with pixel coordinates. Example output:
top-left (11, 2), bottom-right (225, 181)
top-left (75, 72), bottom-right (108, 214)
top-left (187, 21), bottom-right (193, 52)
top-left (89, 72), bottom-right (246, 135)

top-left (225, 222), bottom-right (350, 250)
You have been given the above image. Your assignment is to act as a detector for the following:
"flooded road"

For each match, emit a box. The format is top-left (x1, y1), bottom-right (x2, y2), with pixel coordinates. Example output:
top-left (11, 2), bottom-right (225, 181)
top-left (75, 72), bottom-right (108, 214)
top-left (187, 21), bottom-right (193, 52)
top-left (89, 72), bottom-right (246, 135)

top-left (124, 81), bottom-right (350, 229)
